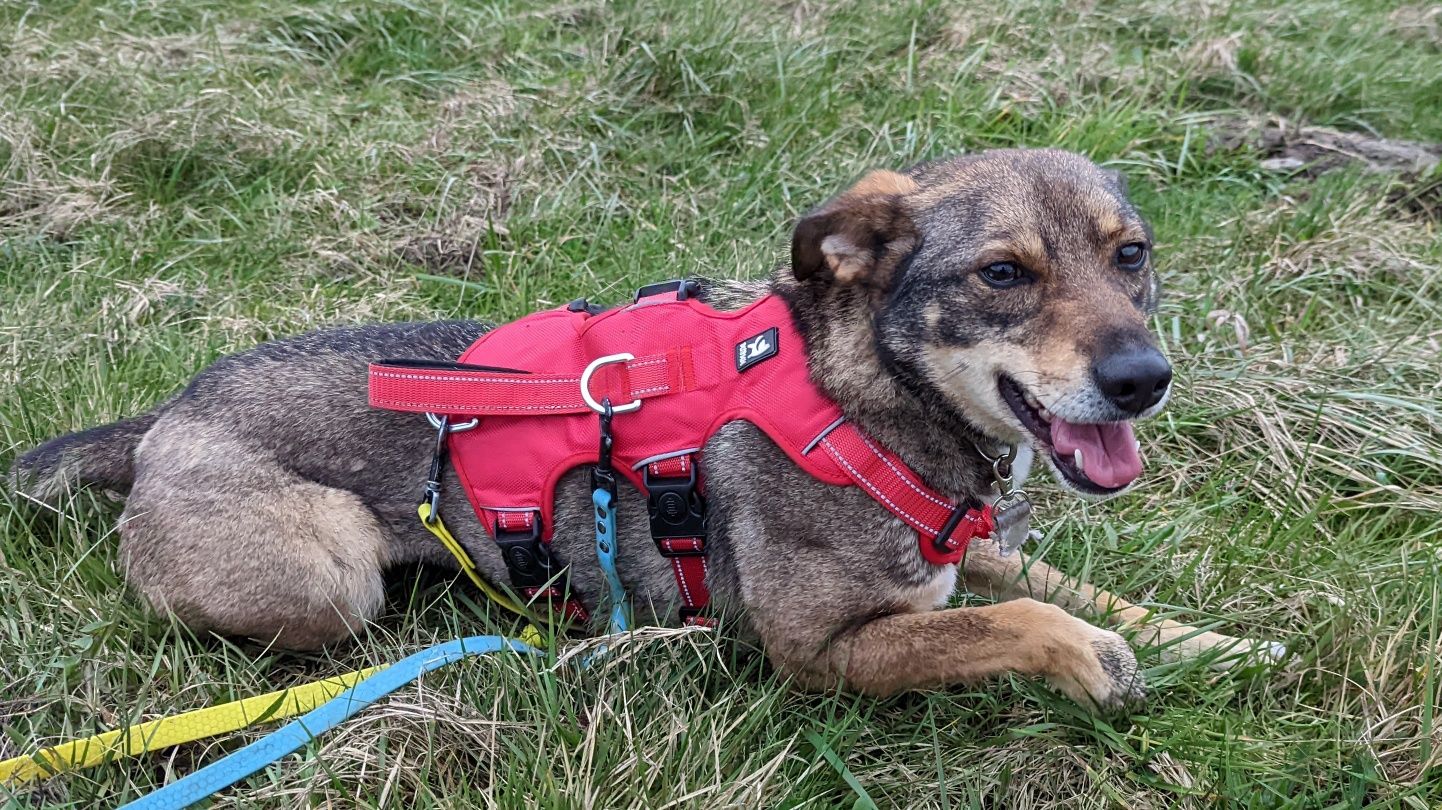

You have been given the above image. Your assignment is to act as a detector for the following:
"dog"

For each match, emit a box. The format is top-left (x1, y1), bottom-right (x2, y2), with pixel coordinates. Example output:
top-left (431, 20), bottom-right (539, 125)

top-left (11, 148), bottom-right (1277, 712)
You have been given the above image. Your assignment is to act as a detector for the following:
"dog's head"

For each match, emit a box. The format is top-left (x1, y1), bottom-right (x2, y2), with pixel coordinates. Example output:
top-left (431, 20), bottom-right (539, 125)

top-left (791, 149), bottom-right (1167, 497)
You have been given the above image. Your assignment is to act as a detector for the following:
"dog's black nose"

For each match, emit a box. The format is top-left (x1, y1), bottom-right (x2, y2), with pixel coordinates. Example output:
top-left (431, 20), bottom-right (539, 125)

top-left (1093, 346), bottom-right (1171, 414)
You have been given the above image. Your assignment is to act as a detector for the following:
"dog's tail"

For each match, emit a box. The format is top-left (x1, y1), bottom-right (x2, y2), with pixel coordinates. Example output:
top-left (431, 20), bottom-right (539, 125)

top-left (8, 407), bottom-right (165, 503)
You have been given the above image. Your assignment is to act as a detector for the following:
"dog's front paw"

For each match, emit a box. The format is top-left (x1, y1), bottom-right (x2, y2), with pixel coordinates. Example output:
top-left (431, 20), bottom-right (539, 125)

top-left (1046, 624), bottom-right (1147, 713)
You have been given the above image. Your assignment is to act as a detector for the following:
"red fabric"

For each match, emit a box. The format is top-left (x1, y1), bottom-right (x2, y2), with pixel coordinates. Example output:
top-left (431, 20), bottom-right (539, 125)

top-left (647, 455), bottom-right (692, 479)
top-left (815, 423), bottom-right (993, 565)
top-left (493, 510), bottom-right (536, 533)
top-left (367, 291), bottom-right (991, 596)
top-left (388, 294), bottom-right (852, 537)
top-left (370, 350), bottom-right (688, 415)
top-left (490, 509), bottom-right (590, 622)
top-left (521, 587), bottom-right (590, 623)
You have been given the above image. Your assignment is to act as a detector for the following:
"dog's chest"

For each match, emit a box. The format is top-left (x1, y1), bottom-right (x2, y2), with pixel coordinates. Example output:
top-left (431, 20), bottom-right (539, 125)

top-left (898, 564), bottom-right (958, 611)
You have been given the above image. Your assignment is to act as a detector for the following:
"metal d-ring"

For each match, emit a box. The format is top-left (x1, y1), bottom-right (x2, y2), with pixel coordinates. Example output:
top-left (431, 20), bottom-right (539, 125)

top-left (580, 353), bottom-right (642, 415)
top-left (426, 413), bottom-right (479, 433)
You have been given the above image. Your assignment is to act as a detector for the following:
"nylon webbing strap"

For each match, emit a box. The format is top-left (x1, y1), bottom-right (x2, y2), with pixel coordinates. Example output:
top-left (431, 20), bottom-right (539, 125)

top-left (368, 350), bottom-right (690, 416)
top-left (813, 421), bottom-right (992, 565)
top-left (645, 454), bottom-right (713, 625)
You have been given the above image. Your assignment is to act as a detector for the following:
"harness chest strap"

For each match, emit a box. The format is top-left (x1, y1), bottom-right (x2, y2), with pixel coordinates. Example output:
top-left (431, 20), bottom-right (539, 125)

top-left (643, 454), bottom-right (711, 624)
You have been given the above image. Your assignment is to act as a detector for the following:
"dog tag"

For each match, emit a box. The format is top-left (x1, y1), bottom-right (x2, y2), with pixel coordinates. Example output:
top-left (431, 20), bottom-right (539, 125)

top-left (991, 491), bottom-right (1033, 556)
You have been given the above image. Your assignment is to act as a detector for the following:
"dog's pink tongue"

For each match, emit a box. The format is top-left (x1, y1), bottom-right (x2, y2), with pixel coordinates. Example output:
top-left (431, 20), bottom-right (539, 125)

top-left (1050, 419), bottom-right (1143, 489)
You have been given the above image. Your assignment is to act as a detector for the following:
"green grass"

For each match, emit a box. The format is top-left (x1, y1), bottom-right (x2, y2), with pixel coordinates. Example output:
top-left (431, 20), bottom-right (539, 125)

top-left (2, 0), bottom-right (1441, 806)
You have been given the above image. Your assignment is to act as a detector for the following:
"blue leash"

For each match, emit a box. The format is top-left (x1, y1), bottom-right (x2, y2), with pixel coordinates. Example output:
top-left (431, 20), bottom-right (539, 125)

top-left (121, 636), bottom-right (541, 810)
top-left (593, 486), bottom-right (630, 635)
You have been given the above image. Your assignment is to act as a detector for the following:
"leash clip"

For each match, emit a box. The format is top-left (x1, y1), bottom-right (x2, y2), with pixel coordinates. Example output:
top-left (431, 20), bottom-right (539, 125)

top-left (420, 414), bottom-right (479, 524)
top-left (591, 398), bottom-right (618, 496)
top-left (973, 440), bottom-right (1034, 556)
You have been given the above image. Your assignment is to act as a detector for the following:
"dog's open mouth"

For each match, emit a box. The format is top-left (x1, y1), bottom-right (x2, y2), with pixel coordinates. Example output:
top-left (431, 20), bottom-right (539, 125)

top-left (997, 375), bottom-right (1143, 495)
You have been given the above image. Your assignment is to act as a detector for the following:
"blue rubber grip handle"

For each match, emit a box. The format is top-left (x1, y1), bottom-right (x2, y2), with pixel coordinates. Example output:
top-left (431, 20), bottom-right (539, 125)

top-left (121, 636), bottom-right (541, 810)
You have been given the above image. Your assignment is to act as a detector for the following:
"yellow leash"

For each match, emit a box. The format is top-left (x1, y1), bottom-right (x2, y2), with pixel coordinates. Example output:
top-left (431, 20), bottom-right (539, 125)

top-left (0, 666), bottom-right (383, 785)
top-left (2, 506), bottom-right (541, 787)
top-left (416, 502), bottom-right (545, 649)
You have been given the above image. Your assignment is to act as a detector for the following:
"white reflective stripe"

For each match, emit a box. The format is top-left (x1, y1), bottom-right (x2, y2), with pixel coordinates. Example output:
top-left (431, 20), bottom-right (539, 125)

top-left (630, 448), bottom-right (702, 471)
top-left (802, 416), bottom-right (846, 456)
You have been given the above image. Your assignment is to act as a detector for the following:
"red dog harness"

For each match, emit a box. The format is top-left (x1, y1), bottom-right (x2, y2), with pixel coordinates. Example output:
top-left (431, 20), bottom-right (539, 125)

top-left (369, 282), bottom-right (993, 624)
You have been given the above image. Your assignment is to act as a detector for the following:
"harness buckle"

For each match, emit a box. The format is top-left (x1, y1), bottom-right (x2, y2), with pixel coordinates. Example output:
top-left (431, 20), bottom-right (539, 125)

top-left (634, 278), bottom-right (701, 302)
top-left (494, 514), bottom-right (561, 589)
top-left (933, 502), bottom-right (989, 555)
top-left (644, 462), bottom-right (707, 543)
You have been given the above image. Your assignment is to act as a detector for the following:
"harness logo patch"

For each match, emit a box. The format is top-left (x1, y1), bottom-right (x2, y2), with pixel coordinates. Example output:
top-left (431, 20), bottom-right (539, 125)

top-left (735, 327), bottom-right (779, 372)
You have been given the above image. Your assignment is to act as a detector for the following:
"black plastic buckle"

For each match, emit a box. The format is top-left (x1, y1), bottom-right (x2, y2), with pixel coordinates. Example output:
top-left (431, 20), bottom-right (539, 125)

top-left (933, 504), bottom-right (967, 553)
top-left (634, 279), bottom-right (701, 302)
top-left (678, 605), bottom-right (709, 623)
top-left (644, 463), bottom-right (707, 542)
top-left (566, 298), bottom-right (604, 316)
top-left (494, 517), bottom-right (560, 589)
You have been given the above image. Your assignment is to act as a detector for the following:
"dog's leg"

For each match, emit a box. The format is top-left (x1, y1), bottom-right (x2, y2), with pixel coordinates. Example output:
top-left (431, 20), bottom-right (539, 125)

top-left (765, 599), bottom-right (1145, 711)
top-left (118, 428), bottom-right (392, 650)
top-left (961, 540), bottom-right (1281, 666)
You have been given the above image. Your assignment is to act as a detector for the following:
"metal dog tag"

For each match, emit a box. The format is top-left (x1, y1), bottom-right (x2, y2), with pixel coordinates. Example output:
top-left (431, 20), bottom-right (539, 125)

top-left (991, 490), bottom-right (1033, 556)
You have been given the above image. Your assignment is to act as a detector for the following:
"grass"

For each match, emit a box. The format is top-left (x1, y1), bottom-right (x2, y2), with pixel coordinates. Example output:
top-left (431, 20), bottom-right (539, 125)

top-left (2, 0), bottom-right (1440, 806)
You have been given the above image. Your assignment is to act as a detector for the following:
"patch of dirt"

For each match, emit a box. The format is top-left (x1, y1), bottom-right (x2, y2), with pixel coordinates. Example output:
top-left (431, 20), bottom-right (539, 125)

top-left (1210, 116), bottom-right (1442, 222)
top-left (423, 80), bottom-right (518, 153)
top-left (1388, 174), bottom-right (1442, 223)
top-left (390, 160), bottom-right (519, 276)
top-left (1210, 116), bottom-right (1442, 178)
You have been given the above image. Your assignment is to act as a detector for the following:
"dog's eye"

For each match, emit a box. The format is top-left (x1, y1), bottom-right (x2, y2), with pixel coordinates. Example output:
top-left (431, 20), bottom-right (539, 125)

top-left (978, 261), bottom-right (1027, 288)
top-left (1116, 242), bottom-right (1148, 271)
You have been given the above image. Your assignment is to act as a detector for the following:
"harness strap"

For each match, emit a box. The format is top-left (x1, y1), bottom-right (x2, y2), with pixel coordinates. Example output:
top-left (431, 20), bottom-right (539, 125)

top-left (812, 421), bottom-right (993, 566)
top-left (489, 509), bottom-right (590, 624)
top-left (368, 351), bottom-right (693, 416)
top-left (644, 454), bottom-right (713, 626)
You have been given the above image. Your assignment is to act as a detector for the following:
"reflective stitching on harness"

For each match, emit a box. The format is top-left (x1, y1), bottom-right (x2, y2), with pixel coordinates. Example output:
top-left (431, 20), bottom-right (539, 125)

top-left (370, 370), bottom-right (581, 385)
top-left (856, 432), bottom-right (952, 510)
top-left (672, 559), bottom-right (694, 603)
top-left (630, 384), bottom-right (672, 395)
top-left (822, 437), bottom-right (940, 535)
top-left (372, 399), bottom-right (582, 412)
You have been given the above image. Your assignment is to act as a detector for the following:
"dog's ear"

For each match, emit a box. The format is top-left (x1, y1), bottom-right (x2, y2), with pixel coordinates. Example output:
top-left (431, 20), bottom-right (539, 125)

top-left (791, 169), bottom-right (919, 288)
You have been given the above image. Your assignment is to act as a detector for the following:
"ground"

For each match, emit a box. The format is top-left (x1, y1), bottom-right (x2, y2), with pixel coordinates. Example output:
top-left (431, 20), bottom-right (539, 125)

top-left (1, 0), bottom-right (1440, 807)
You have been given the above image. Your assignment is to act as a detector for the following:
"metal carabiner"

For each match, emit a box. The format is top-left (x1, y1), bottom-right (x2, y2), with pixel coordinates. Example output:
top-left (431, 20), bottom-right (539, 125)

top-left (426, 413), bottom-right (478, 433)
top-left (591, 398), bottom-right (617, 496)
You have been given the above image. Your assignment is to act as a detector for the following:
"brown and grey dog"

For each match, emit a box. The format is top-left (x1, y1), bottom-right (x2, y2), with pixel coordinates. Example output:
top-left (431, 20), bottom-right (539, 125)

top-left (11, 149), bottom-right (1278, 712)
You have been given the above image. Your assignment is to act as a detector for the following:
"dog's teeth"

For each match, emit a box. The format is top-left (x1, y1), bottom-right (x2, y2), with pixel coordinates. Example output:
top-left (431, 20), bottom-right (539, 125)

top-left (1039, 407), bottom-right (1052, 423)
top-left (1134, 439), bottom-right (1141, 454)
top-left (1073, 449), bottom-right (1085, 471)
top-left (1024, 392), bottom-right (1040, 409)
